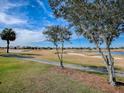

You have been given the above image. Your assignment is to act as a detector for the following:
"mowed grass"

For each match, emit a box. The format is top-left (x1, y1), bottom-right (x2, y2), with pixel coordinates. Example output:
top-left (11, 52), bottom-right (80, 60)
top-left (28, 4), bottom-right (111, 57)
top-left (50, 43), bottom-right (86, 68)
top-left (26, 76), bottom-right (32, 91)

top-left (1, 49), bottom-right (124, 69)
top-left (0, 57), bottom-right (104, 93)
top-left (26, 49), bottom-right (124, 71)
top-left (31, 49), bottom-right (105, 67)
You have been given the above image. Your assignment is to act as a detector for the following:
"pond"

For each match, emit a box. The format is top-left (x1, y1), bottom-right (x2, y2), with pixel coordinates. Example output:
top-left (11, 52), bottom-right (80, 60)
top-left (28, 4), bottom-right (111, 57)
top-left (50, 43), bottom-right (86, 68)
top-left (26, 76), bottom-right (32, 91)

top-left (97, 51), bottom-right (124, 55)
top-left (111, 51), bottom-right (124, 55)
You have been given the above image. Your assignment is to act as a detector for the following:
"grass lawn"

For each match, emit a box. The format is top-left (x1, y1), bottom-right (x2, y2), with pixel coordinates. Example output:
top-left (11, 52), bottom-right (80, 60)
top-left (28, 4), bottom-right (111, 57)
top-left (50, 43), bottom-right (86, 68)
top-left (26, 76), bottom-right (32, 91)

top-left (0, 57), bottom-right (104, 93)
top-left (1, 49), bottom-right (124, 70)
top-left (18, 49), bottom-right (124, 71)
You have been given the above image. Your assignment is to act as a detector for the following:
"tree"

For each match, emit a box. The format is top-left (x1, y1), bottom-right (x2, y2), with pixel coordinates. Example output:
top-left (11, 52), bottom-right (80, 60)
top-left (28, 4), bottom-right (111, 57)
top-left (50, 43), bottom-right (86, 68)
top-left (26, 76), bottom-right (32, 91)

top-left (43, 25), bottom-right (72, 68)
top-left (1, 28), bottom-right (16, 53)
top-left (49, 0), bottom-right (124, 85)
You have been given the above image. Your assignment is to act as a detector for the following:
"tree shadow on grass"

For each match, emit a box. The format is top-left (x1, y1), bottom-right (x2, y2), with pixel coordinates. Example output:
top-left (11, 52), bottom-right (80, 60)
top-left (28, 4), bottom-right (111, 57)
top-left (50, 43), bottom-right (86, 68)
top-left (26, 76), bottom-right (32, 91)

top-left (0, 53), bottom-right (34, 58)
top-left (116, 82), bottom-right (124, 86)
top-left (20, 53), bottom-right (42, 56)
top-left (83, 66), bottom-right (122, 73)
top-left (81, 66), bottom-right (124, 86)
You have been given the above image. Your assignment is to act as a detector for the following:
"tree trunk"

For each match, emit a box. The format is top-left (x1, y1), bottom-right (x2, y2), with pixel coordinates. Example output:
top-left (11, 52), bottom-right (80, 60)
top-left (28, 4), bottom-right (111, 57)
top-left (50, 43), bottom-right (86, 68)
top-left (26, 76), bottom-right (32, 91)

top-left (92, 35), bottom-right (116, 86)
top-left (106, 47), bottom-right (116, 86)
top-left (54, 43), bottom-right (64, 68)
top-left (7, 40), bottom-right (9, 53)
top-left (60, 42), bottom-right (64, 68)
top-left (60, 60), bottom-right (64, 68)
top-left (106, 62), bottom-right (116, 86)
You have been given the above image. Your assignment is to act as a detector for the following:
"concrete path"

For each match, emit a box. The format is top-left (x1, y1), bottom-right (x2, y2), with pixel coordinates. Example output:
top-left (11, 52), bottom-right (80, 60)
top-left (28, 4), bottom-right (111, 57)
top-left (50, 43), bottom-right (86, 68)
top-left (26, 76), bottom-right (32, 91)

top-left (17, 58), bottom-right (124, 77)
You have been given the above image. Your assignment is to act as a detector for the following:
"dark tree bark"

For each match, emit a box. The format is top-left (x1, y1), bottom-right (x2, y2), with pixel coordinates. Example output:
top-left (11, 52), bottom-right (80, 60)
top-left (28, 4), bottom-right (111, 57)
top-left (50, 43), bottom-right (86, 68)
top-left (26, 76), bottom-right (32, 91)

top-left (60, 42), bottom-right (64, 68)
top-left (55, 43), bottom-right (64, 68)
top-left (7, 40), bottom-right (10, 53)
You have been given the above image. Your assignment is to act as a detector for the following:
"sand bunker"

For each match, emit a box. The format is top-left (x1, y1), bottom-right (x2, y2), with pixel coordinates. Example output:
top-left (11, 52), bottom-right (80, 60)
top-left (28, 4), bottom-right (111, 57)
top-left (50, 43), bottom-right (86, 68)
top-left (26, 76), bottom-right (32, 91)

top-left (67, 53), bottom-right (85, 56)
top-left (67, 53), bottom-right (123, 60)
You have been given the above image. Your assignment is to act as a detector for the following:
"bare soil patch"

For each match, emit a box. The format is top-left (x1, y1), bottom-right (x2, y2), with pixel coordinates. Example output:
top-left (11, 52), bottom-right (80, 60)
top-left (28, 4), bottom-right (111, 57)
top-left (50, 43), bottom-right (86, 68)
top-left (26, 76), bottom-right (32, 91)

top-left (51, 67), bottom-right (124, 93)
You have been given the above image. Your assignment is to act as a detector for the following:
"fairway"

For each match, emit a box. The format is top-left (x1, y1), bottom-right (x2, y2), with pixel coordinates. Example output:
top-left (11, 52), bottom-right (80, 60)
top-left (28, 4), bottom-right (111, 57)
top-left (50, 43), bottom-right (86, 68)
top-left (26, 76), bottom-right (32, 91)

top-left (15, 49), bottom-right (124, 71)
top-left (0, 56), bottom-right (105, 93)
top-left (0, 0), bottom-right (124, 92)
top-left (0, 49), bottom-right (124, 93)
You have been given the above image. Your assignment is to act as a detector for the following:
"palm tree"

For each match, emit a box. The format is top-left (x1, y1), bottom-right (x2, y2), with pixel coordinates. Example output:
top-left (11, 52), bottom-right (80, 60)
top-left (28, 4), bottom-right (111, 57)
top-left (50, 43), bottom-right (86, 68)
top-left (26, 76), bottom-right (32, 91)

top-left (1, 28), bottom-right (16, 53)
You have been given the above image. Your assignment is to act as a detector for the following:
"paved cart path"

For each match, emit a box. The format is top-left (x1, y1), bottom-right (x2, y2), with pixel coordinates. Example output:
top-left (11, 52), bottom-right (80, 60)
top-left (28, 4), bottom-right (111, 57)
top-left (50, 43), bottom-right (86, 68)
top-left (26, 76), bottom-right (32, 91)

top-left (17, 57), bottom-right (124, 77)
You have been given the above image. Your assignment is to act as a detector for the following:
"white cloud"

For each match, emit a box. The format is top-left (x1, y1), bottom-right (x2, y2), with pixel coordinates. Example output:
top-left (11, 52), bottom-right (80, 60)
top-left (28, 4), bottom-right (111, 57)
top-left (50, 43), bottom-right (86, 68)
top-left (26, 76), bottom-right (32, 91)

top-left (36, 0), bottom-right (55, 19)
top-left (36, 0), bottom-right (47, 13)
top-left (0, 28), bottom-right (45, 47)
top-left (0, 12), bottom-right (27, 25)
top-left (0, 0), bottom-right (18, 11)
top-left (0, 0), bottom-right (28, 25)
top-left (0, 0), bottom-right (28, 11)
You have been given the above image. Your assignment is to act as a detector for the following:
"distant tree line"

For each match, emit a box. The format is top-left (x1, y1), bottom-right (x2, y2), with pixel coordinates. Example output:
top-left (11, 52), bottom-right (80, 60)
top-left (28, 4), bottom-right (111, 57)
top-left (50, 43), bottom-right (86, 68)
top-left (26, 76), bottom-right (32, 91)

top-left (1, 46), bottom-right (124, 50)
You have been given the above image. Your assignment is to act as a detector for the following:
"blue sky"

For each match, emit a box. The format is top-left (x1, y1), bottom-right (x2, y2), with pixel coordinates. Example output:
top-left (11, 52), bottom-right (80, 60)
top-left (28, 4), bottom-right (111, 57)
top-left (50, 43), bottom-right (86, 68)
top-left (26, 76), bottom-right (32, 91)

top-left (0, 0), bottom-right (123, 48)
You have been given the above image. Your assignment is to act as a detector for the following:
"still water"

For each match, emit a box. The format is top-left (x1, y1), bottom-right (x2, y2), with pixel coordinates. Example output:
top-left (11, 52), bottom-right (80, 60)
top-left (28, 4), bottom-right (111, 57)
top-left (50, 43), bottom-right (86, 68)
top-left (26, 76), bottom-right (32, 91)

top-left (111, 52), bottom-right (124, 55)
top-left (97, 51), bottom-right (124, 55)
